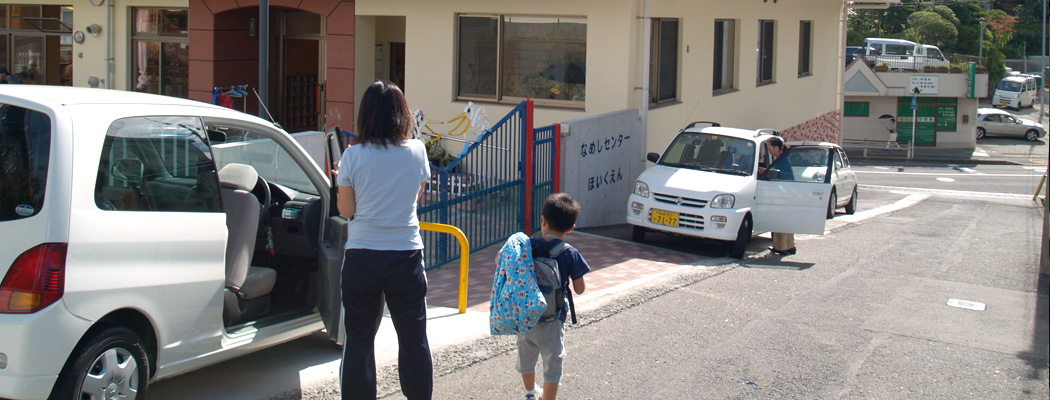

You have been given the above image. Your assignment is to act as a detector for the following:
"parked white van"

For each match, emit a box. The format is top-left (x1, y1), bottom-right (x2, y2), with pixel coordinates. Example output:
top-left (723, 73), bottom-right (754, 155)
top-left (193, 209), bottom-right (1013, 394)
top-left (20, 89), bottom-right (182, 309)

top-left (0, 86), bottom-right (348, 399)
top-left (863, 38), bottom-right (950, 71)
top-left (992, 74), bottom-right (1040, 109)
top-left (626, 122), bottom-right (857, 258)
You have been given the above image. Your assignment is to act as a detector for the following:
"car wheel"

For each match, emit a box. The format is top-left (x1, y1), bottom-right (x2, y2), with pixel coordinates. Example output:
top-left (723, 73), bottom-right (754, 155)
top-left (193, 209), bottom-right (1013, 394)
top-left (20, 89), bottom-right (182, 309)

top-left (729, 217), bottom-right (751, 259)
top-left (51, 326), bottom-right (150, 400)
top-left (845, 187), bottom-right (858, 215)
top-left (631, 225), bottom-right (646, 243)
top-left (976, 127), bottom-right (986, 140)
top-left (1025, 129), bottom-right (1039, 142)
top-left (826, 190), bottom-right (837, 219)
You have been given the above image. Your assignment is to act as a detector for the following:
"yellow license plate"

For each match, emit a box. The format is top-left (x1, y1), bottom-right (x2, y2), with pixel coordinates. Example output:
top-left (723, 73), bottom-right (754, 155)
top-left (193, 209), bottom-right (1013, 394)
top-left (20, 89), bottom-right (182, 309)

top-left (650, 209), bottom-right (679, 227)
top-left (1001, 102), bottom-right (1010, 107)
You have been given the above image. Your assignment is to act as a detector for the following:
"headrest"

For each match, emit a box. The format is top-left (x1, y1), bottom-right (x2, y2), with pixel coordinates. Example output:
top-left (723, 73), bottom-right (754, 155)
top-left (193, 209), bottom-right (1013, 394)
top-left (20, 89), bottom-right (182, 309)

top-left (218, 163), bottom-right (258, 191)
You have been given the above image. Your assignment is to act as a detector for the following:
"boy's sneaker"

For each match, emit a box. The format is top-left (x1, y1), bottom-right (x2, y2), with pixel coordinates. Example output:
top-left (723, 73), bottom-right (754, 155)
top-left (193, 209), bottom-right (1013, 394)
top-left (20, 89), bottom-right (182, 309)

top-left (525, 387), bottom-right (543, 399)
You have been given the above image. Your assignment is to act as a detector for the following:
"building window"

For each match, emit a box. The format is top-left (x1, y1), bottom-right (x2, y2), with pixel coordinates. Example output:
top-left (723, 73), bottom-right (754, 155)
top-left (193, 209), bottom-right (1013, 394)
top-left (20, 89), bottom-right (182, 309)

top-left (798, 21), bottom-right (812, 76)
top-left (131, 8), bottom-right (189, 99)
top-left (650, 18), bottom-right (678, 104)
top-left (456, 15), bottom-right (587, 106)
top-left (757, 20), bottom-right (775, 85)
top-left (713, 19), bottom-right (736, 93)
top-left (0, 5), bottom-right (73, 86)
top-left (843, 102), bottom-right (869, 117)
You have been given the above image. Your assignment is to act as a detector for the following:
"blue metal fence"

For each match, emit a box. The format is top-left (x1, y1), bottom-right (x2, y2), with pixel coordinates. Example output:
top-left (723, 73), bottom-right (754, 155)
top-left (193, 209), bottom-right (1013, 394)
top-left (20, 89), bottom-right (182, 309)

top-left (531, 124), bottom-right (558, 234)
top-left (418, 101), bottom-right (528, 270)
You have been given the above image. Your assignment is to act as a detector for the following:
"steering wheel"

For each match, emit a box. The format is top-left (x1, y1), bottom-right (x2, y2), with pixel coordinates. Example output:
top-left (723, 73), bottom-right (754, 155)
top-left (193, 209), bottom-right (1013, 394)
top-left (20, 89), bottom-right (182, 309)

top-left (253, 175), bottom-right (272, 233)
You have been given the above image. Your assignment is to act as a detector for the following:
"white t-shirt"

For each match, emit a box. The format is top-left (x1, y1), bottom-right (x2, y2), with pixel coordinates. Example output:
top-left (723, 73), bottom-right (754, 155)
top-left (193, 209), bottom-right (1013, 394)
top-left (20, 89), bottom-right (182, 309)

top-left (336, 139), bottom-right (430, 250)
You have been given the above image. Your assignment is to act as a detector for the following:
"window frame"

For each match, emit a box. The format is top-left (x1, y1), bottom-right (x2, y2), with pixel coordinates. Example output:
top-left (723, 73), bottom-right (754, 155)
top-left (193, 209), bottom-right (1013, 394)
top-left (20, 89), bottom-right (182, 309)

top-left (713, 19), bottom-right (737, 94)
top-left (757, 19), bottom-right (776, 85)
top-left (454, 13), bottom-right (587, 108)
top-left (129, 7), bottom-right (190, 99)
top-left (649, 18), bottom-right (679, 105)
top-left (798, 20), bottom-right (812, 77)
top-left (843, 102), bottom-right (869, 117)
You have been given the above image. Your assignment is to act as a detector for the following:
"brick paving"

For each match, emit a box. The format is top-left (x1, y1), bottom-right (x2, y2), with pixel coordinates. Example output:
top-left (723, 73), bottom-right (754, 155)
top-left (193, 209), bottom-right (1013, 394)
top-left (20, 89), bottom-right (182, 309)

top-left (424, 232), bottom-right (702, 312)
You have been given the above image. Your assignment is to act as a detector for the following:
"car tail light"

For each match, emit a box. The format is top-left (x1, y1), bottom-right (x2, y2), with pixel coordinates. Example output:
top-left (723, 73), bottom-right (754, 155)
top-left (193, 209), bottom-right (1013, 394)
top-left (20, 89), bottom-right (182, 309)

top-left (0, 243), bottom-right (67, 314)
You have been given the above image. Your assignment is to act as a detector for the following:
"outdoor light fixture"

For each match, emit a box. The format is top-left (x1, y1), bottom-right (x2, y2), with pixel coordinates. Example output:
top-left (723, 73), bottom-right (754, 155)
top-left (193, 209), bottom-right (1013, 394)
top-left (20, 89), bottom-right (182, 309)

top-left (85, 24), bottom-right (102, 36)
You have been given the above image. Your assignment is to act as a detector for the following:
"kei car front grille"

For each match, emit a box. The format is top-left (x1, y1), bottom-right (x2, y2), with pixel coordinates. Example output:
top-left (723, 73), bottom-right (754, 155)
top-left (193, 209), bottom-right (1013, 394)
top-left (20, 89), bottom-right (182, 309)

top-left (678, 212), bottom-right (704, 229)
top-left (653, 193), bottom-right (708, 208)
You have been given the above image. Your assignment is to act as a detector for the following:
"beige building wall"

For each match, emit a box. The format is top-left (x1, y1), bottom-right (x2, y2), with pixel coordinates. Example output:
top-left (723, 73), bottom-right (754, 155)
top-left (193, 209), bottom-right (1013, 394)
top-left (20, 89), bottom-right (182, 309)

top-left (356, 0), bottom-right (846, 155)
top-left (17, 0), bottom-right (190, 91)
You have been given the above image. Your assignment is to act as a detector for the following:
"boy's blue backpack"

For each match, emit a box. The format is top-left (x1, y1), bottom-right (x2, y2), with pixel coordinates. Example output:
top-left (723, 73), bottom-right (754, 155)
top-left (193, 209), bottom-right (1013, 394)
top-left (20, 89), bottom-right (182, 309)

top-left (533, 241), bottom-right (577, 324)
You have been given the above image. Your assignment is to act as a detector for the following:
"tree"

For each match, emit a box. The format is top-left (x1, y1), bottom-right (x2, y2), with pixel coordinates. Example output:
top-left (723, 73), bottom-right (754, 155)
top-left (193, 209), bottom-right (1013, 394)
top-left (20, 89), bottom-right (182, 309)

top-left (908, 11), bottom-right (958, 49)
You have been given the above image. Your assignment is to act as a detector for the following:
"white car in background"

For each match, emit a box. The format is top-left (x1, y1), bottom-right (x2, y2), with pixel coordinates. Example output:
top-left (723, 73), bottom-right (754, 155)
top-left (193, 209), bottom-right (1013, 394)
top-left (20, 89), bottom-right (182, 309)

top-left (0, 87), bottom-right (348, 400)
top-left (626, 122), bottom-right (857, 258)
top-left (976, 108), bottom-right (1047, 141)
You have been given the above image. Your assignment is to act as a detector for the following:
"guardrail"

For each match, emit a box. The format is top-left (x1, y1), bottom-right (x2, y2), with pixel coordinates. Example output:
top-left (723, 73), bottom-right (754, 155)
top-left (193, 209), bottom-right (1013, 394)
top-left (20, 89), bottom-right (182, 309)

top-left (841, 138), bottom-right (911, 158)
top-left (419, 221), bottom-right (471, 314)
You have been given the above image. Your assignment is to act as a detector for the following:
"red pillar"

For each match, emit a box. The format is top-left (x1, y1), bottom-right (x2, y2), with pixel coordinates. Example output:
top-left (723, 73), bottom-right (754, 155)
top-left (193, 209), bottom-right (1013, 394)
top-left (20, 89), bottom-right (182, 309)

top-left (524, 99), bottom-right (535, 235)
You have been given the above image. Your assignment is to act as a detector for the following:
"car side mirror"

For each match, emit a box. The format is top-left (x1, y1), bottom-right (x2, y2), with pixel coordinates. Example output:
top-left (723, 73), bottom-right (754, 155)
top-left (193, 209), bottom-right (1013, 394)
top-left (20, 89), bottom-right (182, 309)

top-left (762, 169), bottom-right (782, 180)
top-left (646, 152), bottom-right (660, 163)
top-left (111, 158), bottom-right (144, 184)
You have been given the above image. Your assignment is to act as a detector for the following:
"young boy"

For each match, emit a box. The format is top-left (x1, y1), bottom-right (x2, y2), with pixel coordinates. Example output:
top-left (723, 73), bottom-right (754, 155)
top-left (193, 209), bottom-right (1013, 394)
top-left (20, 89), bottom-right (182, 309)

top-left (518, 193), bottom-right (591, 400)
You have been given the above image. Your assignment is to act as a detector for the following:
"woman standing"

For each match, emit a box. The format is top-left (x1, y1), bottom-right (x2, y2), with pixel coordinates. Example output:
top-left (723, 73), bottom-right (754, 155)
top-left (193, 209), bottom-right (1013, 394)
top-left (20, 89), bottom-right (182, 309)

top-left (336, 81), bottom-right (433, 399)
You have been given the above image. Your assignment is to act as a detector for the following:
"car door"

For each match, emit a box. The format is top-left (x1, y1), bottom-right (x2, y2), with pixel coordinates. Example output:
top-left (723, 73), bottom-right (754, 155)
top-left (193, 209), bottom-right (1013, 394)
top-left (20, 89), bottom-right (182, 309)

top-left (753, 146), bottom-right (832, 235)
top-left (982, 114), bottom-right (1003, 135)
top-left (1001, 115), bottom-right (1025, 137)
top-left (318, 129), bottom-right (349, 345)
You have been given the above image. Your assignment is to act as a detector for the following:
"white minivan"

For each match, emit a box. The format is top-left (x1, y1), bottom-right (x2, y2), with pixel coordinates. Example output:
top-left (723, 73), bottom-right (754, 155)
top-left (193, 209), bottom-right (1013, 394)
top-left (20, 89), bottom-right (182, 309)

top-left (0, 86), bottom-right (349, 399)
top-left (992, 74), bottom-right (1040, 109)
top-left (626, 123), bottom-right (857, 258)
top-left (863, 38), bottom-right (950, 71)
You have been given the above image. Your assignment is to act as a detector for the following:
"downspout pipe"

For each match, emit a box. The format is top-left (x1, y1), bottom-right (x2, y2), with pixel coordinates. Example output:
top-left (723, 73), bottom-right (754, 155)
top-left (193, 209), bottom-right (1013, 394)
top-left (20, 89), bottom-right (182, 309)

top-left (105, 0), bottom-right (113, 89)
top-left (639, 0), bottom-right (651, 164)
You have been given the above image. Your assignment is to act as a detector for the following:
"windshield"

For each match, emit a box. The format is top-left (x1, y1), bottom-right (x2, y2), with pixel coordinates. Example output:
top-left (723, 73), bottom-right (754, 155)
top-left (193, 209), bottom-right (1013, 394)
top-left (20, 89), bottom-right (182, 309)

top-left (658, 132), bottom-right (755, 176)
top-left (884, 44), bottom-right (913, 56)
top-left (997, 80), bottom-right (1022, 92)
top-left (0, 104), bottom-right (51, 221)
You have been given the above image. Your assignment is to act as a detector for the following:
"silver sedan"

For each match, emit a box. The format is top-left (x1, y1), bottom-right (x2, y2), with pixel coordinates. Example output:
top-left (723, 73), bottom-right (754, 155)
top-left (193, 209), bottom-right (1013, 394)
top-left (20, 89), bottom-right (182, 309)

top-left (975, 108), bottom-right (1047, 141)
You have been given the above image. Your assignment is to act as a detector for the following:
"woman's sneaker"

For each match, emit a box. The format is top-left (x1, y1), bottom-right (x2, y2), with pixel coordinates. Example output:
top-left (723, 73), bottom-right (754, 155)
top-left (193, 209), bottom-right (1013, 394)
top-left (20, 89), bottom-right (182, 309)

top-left (525, 387), bottom-right (543, 399)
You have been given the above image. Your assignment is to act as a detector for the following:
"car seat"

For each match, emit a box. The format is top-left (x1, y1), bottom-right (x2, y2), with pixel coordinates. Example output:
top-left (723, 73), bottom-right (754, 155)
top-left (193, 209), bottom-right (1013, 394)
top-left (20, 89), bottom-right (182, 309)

top-left (218, 163), bottom-right (276, 326)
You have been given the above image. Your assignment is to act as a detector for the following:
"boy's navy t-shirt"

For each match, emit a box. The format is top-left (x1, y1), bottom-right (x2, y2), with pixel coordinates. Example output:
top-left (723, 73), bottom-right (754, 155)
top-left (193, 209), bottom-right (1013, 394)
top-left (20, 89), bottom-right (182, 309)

top-left (530, 237), bottom-right (591, 322)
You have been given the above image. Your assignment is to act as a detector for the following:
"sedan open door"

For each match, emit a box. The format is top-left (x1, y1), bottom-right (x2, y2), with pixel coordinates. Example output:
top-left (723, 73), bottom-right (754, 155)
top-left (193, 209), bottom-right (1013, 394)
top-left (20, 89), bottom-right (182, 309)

top-left (752, 145), bottom-right (834, 235)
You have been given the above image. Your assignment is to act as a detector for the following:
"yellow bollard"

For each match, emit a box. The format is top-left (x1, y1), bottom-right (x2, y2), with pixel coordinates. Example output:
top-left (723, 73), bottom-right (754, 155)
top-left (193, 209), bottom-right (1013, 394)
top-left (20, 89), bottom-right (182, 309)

top-left (419, 222), bottom-right (470, 314)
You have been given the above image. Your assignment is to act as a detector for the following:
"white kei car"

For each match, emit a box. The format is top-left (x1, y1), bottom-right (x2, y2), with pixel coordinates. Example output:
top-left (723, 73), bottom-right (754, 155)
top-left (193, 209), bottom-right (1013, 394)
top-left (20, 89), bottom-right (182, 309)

top-left (626, 122), bottom-right (858, 258)
top-left (0, 87), bottom-right (349, 399)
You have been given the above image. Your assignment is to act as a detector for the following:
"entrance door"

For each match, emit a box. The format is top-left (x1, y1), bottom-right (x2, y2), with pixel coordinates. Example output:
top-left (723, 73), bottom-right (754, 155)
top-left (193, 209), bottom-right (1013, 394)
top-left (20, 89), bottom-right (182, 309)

top-left (897, 99), bottom-right (937, 146)
top-left (274, 10), bottom-right (325, 133)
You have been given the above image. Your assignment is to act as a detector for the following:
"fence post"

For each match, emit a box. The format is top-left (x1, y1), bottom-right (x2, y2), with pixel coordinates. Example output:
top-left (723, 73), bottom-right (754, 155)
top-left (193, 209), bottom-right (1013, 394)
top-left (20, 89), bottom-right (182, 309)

top-left (524, 100), bottom-right (535, 234)
top-left (553, 123), bottom-right (561, 193)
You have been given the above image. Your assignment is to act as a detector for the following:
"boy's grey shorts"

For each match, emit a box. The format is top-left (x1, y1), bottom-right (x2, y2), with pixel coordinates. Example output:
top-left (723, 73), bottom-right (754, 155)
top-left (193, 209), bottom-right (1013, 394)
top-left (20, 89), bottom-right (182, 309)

top-left (515, 320), bottom-right (565, 383)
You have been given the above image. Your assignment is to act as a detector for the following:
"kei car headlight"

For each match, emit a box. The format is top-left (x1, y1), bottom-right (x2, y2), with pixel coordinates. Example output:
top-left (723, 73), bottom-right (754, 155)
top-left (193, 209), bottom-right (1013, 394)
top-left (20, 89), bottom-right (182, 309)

top-left (710, 194), bottom-right (735, 209)
top-left (633, 181), bottom-right (650, 198)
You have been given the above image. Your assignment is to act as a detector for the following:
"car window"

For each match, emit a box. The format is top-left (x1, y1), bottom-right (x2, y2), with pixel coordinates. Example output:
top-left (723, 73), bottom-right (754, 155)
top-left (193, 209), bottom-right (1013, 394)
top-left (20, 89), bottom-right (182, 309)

top-left (95, 116), bottom-right (222, 212)
top-left (208, 124), bottom-right (317, 194)
top-left (765, 147), bottom-right (830, 183)
top-left (833, 149), bottom-right (843, 169)
top-left (1003, 115), bottom-right (1019, 124)
top-left (0, 104), bottom-right (51, 221)
top-left (982, 114), bottom-right (1000, 123)
top-left (885, 44), bottom-right (911, 56)
top-left (998, 80), bottom-right (1022, 92)
top-left (659, 132), bottom-right (755, 176)
top-left (838, 149), bottom-right (851, 168)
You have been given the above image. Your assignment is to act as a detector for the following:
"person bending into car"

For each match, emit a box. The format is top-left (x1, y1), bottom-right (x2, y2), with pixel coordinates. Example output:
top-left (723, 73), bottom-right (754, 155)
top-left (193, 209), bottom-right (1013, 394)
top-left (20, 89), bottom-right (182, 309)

top-left (336, 81), bottom-right (433, 399)
top-left (761, 137), bottom-right (797, 256)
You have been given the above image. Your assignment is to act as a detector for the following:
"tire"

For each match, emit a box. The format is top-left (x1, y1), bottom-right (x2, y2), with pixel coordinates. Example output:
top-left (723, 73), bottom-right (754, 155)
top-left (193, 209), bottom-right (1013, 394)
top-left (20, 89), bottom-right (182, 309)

top-left (826, 190), bottom-right (837, 219)
top-left (50, 326), bottom-right (150, 400)
top-left (845, 187), bottom-right (858, 215)
top-left (976, 127), bottom-right (986, 140)
top-left (631, 225), bottom-right (646, 242)
top-left (1025, 129), bottom-right (1039, 142)
top-left (729, 217), bottom-right (752, 259)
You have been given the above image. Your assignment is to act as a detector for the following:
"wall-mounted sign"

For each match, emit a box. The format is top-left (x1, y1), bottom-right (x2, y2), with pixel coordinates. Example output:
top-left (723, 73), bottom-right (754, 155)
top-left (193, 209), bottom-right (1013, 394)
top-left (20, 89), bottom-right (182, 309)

top-left (910, 75), bottom-right (939, 95)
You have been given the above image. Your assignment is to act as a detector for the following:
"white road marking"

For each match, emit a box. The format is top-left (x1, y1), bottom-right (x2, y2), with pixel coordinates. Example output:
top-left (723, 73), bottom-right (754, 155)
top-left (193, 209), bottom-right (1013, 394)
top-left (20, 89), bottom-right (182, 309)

top-left (855, 171), bottom-right (1043, 177)
top-left (832, 193), bottom-right (930, 225)
top-left (973, 151), bottom-right (989, 157)
top-left (936, 177), bottom-right (955, 182)
top-left (861, 184), bottom-right (1032, 199)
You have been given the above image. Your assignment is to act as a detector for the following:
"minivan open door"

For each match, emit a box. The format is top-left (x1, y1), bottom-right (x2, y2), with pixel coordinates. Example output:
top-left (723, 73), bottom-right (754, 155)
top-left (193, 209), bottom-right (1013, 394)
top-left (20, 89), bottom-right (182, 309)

top-left (316, 128), bottom-right (350, 345)
top-left (753, 146), bottom-right (833, 235)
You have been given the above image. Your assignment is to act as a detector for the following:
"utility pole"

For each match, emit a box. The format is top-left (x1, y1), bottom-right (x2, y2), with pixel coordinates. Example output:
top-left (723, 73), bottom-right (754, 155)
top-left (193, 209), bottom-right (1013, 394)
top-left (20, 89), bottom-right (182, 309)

top-left (979, 18), bottom-right (986, 59)
top-left (1041, 0), bottom-right (1046, 127)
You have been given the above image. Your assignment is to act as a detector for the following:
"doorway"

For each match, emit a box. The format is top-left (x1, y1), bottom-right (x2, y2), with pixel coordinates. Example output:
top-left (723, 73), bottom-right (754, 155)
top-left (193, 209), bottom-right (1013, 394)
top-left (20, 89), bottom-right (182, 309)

top-left (272, 9), bottom-right (325, 133)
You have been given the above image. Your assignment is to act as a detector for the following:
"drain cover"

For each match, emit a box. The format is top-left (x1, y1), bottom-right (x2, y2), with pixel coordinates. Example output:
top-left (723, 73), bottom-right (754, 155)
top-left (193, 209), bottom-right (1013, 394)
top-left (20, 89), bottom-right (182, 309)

top-left (947, 298), bottom-right (986, 311)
